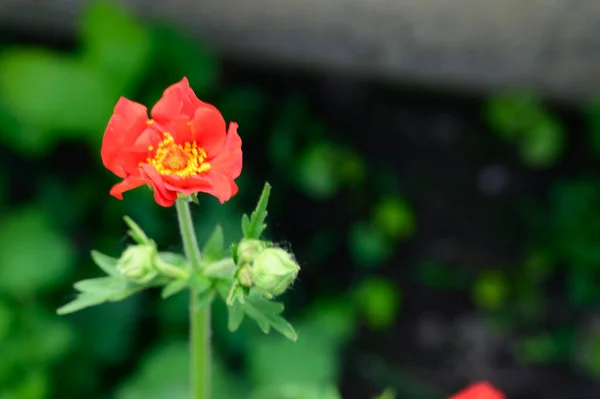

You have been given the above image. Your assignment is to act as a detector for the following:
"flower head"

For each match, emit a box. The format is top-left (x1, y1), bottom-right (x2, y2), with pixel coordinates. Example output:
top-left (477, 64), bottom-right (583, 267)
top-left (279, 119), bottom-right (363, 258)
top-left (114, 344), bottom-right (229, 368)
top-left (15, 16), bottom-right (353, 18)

top-left (101, 77), bottom-right (242, 207)
top-left (449, 382), bottom-right (505, 399)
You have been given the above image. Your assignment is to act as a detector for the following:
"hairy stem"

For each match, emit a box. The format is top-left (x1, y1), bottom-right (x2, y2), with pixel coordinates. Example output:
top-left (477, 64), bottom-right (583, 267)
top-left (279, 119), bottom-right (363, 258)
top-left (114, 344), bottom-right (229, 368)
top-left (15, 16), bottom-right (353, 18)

top-left (175, 197), bottom-right (211, 399)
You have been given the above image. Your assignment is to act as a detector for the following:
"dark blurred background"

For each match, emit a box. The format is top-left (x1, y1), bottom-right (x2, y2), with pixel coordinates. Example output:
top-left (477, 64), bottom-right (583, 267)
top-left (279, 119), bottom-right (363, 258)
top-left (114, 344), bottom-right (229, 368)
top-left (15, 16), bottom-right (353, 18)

top-left (1, 1), bottom-right (600, 398)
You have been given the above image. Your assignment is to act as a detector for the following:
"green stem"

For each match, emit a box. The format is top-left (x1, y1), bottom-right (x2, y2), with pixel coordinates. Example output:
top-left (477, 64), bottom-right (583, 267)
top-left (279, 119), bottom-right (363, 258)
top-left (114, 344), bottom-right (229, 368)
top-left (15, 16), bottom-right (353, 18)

top-left (175, 197), bottom-right (211, 399)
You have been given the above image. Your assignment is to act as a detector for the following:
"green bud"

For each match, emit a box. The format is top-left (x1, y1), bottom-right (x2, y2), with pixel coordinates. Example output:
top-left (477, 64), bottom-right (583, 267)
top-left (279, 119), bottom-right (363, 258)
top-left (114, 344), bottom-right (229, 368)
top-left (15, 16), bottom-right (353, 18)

top-left (237, 239), bottom-right (268, 266)
top-left (116, 245), bottom-right (158, 284)
top-left (249, 248), bottom-right (300, 298)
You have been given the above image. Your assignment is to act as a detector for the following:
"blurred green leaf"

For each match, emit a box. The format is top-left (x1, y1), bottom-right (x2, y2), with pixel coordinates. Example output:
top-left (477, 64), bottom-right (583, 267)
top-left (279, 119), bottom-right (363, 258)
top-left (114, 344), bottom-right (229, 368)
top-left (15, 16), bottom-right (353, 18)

top-left (202, 225), bottom-right (225, 265)
top-left (0, 207), bottom-right (75, 296)
top-left (484, 91), bottom-right (544, 141)
top-left (4, 370), bottom-right (48, 399)
top-left (567, 270), bottom-right (600, 308)
top-left (295, 142), bottom-right (341, 200)
top-left (354, 277), bottom-right (401, 330)
top-left (417, 261), bottom-right (470, 291)
top-left (80, 0), bottom-right (151, 92)
top-left (248, 321), bottom-right (339, 388)
top-left (217, 87), bottom-right (268, 132)
top-left (0, 301), bottom-right (11, 342)
top-left (518, 117), bottom-right (564, 168)
top-left (337, 149), bottom-right (367, 188)
top-left (373, 388), bottom-right (397, 399)
top-left (117, 341), bottom-right (245, 399)
top-left (514, 330), bottom-right (573, 366)
top-left (148, 24), bottom-right (218, 96)
top-left (250, 384), bottom-right (342, 399)
top-left (348, 222), bottom-right (394, 268)
top-left (0, 48), bottom-right (115, 144)
top-left (372, 195), bottom-right (415, 241)
top-left (162, 279), bottom-right (189, 299)
top-left (472, 270), bottom-right (509, 311)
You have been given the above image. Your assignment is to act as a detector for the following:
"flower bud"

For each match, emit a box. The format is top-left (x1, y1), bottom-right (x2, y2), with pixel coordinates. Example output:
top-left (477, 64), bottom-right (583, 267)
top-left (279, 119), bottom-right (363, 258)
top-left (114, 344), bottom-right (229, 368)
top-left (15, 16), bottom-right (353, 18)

top-left (237, 239), bottom-right (268, 266)
top-left (249, 248), bottom-right (300, 297)
top-left (116, 245), bottom-right (158, 284)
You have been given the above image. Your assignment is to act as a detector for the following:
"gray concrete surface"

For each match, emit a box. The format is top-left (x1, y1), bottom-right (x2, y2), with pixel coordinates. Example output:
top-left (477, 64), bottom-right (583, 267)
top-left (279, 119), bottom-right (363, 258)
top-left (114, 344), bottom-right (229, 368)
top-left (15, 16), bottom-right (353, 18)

top-left (1, 0), bottom-right (600, 102)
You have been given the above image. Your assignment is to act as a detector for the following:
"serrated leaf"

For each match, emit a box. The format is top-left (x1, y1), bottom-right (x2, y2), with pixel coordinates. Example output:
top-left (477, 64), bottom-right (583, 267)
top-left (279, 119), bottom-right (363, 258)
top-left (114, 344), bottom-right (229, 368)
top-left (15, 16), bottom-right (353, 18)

top-left (57, 292), bottom-right (106, 315)
top-left (91, 250), bottom-right (121, 277)
top-left (246, 291), bottom-right (285, 314)
top-left (74, 277), bottom-right (128, 295)
top-left (241, 214), bottom-right (251, 236)
top-left (244, 303), bottom-right (271, 333)
top-left (203, 225), bottom-right (225, 264)
top-left (59, 277), bottom-right (153, 315)
top-left (265, 314), bottom-right (298, 342)
top-left (123, 215), bottom-right (151, 245)
top-left (228, 301), bottom-right (245, 332)
top-left (242, 182), bottom-right (271, 239)
top-left (196, 289), bottom-right (216, 311)
top-left (162, 279), bottom-right (189, 299)
top-left (158, 252), bottom-right (188, 269)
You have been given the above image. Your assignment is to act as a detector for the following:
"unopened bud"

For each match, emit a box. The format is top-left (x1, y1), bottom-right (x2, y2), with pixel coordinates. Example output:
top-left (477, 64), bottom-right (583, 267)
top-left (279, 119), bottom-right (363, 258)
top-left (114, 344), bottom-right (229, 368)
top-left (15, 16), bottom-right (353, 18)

top-left (249, 248), bottom-right (300, 298)
top-left (237, 239), bottom-right (268, 266)
top-left (116, 245), bottom-right (158, 284)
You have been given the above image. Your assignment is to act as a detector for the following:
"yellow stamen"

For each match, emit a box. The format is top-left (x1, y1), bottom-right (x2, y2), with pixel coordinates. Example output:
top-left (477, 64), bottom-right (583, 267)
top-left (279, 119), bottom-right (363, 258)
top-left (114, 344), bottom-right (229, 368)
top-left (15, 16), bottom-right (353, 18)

top-left (146, 132), bottom-right (211, 177)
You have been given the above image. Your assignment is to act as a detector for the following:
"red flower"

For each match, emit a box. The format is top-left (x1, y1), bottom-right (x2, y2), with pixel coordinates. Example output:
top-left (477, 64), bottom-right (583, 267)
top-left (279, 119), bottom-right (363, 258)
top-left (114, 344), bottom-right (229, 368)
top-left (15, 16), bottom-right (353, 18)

top-left (449, 382), bottom-right (505, 399)
top-left (101, 77), bottom-right (242, 207)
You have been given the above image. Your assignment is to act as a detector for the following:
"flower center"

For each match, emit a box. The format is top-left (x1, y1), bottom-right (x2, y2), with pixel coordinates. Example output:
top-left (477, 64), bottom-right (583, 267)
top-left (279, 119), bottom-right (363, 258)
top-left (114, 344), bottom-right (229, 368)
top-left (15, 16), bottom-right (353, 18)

top-left (146, 133), bottom-right (211, 177)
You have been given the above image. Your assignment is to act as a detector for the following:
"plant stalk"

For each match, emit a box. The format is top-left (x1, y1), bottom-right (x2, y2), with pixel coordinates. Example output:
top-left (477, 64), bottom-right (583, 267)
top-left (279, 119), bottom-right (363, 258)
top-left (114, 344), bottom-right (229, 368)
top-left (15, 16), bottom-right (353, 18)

top-left (175, 197), bottom-right (211, 399)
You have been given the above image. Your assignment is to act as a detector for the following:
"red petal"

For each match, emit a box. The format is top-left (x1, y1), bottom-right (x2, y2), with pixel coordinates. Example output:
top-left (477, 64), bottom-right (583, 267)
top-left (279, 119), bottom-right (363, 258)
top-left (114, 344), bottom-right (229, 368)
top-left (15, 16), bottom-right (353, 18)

top-left (109, 175), bottom-right (149, 199)
top-left (449, 382), bottom-right (505, 399)
top-left (163, 170), bottom-right (233, 203)
top-left (141, 164), bottom-right (178, 207)
top-left (209, 122), bottom-right (242, 179)
top-left (150, 77), bottom-right (218, 124)
top-left (191, 106), bottom-right (227, 155)
top-left (101, 98), bottom-right (152, 178)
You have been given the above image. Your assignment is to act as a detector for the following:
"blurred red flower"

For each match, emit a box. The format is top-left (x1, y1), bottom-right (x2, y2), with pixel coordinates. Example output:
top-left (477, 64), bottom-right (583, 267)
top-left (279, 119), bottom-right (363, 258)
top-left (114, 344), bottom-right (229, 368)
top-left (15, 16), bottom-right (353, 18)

top-left (101, 77), bottom-right (242, 207)
top-left (449, 381), bottom-right (505, 399)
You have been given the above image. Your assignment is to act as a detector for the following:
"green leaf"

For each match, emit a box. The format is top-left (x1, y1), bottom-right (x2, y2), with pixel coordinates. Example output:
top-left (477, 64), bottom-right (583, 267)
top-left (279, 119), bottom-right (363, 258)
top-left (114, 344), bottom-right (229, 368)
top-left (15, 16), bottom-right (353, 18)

top-left (196, 289), bottom-right (216, 311)
top-left (228, 300), bottom-right (245, 332)
top-left (0, 207), bottom-right (76, 296)
top-left (354, 278), bottom-right (402, 331)
top-left (58, 275), bottom-right (152, 315)
top-left (123, 216), bottom-right (151, 245)
top-left (373, 388), bottom-right (397, 399)
top-left (74, 277), bottom-right (128, 295)
top-left (472, 270), bottom-right (509, 311)
top-left (243, 291), bottom-right (297, 341)
top-left (348, 222), bottom-right (394, 268)
top-left (295, 142), bottom-right (343, 200)
top-left (372, 195), bottom-right (416, 241)
top-left (250, 384), bottom-right (342, 399)
top-left (203, 225), bottom-right (225, 264)
top-left (148, 24), bottom-right (218, 97)
top-left (162, 279), bottom-right (189, 299)
top-left (518, 117), bottom-right (564, 168)
top-left (91, 250), bottom-right (121, 277)
top-left (80, 1), bottom-right (151, 92)
top-left (242, 182), bottom-right (271, 239)
top-left (0, 48), bottom-right (116, 142)
top-left (57, 292), bottom-right (107, 315)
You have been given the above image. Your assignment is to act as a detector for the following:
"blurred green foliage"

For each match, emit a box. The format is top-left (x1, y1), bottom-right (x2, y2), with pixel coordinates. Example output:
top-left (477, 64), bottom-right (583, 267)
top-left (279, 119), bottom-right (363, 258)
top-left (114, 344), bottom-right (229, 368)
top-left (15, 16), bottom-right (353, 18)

top-left (0, 2), bottom-right (414, 398)
top-left (2, 1), bottom-right (600, 398)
